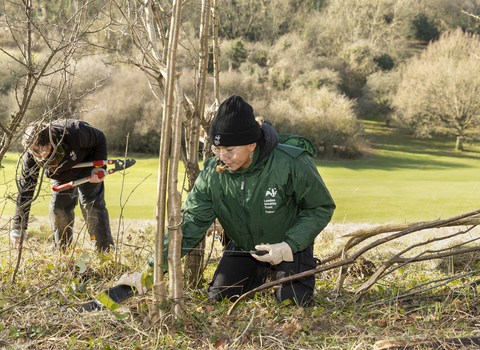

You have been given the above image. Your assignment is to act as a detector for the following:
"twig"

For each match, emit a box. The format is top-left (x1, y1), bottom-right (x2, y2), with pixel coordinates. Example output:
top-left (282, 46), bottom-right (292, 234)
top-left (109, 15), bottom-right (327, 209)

top-left (1, 274), bottom-right (66, 315)
top-left (231, 307), bottom-right (256, 347)
top-left (393, 268), bottom-right (480, 301)
top-left (115, 132), bottom-right (130, 273)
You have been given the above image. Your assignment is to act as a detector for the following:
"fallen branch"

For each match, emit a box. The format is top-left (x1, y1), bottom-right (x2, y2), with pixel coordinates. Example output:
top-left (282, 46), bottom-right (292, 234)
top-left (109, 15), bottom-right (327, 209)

top-left (356, 225), bottom-right (479, 294)
top-left (324, 216), bottom-right (480, 265)
top-left (373, 337), bottom-right (480, 350)
top-left (227, 207), bottom-right (480, 315)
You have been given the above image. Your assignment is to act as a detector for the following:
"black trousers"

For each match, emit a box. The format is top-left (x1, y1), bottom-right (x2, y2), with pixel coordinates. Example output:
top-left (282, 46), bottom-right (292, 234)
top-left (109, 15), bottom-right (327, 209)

top-left (208, 240), bottom-right (316, 306)
top-left (49, 180), bottom-right (114, 251)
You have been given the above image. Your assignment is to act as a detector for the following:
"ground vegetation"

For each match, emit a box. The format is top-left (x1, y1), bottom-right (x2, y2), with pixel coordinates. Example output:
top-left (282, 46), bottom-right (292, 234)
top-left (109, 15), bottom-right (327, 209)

top-left (1, 217), bottom-right (479, 349)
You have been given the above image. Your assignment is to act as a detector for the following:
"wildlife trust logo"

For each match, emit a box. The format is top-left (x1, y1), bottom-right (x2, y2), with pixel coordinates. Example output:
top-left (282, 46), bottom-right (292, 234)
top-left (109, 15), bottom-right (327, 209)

top-left (70, 150), bottom-right (77, 161)
top-left (265, 188), bottom-right (277, 197)
top-left (264, 187), bottom-right (277, 213)
top-left (214, 135), bottom-right (221, 146)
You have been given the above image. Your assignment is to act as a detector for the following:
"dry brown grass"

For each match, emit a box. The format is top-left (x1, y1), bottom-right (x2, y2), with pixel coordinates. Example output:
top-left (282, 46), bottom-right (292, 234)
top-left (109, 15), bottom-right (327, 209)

top-left (1, 218), bottom-right (480, 349)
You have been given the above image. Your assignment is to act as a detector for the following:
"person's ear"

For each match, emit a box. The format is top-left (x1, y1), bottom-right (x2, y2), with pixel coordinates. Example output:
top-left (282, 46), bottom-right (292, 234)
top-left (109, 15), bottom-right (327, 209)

top-left (247, 143), bottom-right (257, 153)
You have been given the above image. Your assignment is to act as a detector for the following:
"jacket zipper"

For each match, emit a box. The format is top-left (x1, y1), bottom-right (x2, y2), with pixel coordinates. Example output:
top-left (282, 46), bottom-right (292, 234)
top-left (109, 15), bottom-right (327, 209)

top-left (241, 175), bottom-right (255, 249)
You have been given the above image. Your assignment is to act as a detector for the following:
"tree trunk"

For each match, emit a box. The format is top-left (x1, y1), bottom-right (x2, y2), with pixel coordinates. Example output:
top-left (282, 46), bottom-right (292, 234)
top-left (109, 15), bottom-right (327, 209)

top-left (455, 135), bottom-right (463, 151)
top-left (161, 0), bottom-right (184, 317)
top-left (168, 82), bottom-right (185, 317)
top-left (184, 0), bottom-right (211, 288)
top-left (212, 0), bottom-right (220, 105)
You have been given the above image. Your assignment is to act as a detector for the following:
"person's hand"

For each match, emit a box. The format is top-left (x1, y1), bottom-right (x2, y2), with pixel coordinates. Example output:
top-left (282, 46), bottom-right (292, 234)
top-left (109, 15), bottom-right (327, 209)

top-left (113, 271), bottom-right (148, 294)
top-left (251, 242), bottom-right (294, 265)
top-left (10, 229), bottom-right (22, 249)
top-left (89, 170), bottom-right (105, 183)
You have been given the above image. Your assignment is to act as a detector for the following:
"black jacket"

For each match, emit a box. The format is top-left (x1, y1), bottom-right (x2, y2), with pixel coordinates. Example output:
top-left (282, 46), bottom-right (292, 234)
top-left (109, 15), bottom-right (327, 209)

top-left (13, 119), bottom-right (108, 230)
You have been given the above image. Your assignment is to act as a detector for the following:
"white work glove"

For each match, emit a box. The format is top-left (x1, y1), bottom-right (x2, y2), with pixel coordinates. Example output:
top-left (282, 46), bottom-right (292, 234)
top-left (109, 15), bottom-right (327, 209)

top-left (251, 242), bottom-right (294, 265)
top-left (113, 271), bottom-right (148, 294)
top-left (10, 229), bottom-right (23, 249)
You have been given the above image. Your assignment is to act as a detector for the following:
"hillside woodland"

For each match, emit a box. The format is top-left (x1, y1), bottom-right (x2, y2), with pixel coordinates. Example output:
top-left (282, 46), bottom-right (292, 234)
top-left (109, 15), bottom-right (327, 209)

top-left (1, 0), bottom-right (480, 156)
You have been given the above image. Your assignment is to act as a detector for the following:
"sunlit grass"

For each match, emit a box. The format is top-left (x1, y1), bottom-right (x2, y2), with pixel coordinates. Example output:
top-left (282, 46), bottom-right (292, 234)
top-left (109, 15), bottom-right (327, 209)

top-left (319, 120), bottom-right (480, 224)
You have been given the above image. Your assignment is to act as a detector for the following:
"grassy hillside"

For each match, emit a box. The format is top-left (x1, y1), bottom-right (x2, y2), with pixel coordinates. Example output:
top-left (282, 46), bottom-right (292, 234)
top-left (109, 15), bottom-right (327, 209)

top-left (2, 121), bottom-right (480, 225)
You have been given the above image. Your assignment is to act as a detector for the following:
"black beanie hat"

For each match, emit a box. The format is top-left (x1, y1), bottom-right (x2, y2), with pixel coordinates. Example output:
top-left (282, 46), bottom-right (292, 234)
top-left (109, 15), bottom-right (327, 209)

top-left (210, 95), bottom-right (262, 147)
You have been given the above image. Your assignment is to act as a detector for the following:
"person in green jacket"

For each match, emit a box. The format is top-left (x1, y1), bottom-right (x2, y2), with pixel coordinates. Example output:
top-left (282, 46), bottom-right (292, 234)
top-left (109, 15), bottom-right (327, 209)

top-left (142, 94), bottom-right (336, 306)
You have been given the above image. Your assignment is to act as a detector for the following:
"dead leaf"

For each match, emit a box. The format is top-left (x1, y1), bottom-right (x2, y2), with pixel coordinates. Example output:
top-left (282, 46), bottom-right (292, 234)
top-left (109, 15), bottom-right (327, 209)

top-left (196, 305), bottom-right (215, 313)
top-left (214, 338), bottom-right (225, 348)
top-left (90, 235), bottom-right (96, 241)
top-left (454, 300), bottom-right (463, 311)
top-left (377, 319), bottom-right (388, 328)
top-left (282, 319), bottom-right (302, 335)
top-left (294, 307), bottom-right (304, 317)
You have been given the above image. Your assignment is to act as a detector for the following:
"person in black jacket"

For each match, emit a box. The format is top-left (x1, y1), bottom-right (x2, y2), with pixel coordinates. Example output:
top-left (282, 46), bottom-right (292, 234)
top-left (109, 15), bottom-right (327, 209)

top-left (10, 120), bottom-right (114, 252)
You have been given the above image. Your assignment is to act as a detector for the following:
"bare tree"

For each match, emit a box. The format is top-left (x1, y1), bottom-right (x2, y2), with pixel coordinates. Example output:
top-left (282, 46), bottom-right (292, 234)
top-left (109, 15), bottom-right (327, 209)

top-left (109, 0), bottom-right (221, 315)
top-left (0, 0), bottom-right (111, 163)
top-left (157, 0), bottom-right (185, 317)
top-left (183, 0), bottom-right (213, 287)
top-left (0, 0), bottom-right (112, 280)
top-left (393, 28), bottom-right (480, 150)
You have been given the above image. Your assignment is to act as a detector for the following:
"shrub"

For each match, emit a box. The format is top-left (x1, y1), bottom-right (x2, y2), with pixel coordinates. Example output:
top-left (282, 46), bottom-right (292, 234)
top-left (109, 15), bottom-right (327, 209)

top-left (393, 28), bottom-right (480, 150)
top-left (373, 53), bottom-right (395, 71)
top-left (80, 67), bottom-right (163, 154)
top-left (223, 40), bottom-right (248, 70)
top-left (410, 14), bottom-right (440, 42)
top-left (358, 69), bottom-right (402, 126)
top-left (294, 68), bottom-right (342, 92)
top-left (265, 87), bottom-right (367, 159)
top-left (340, 41), bottom-right (381, 97)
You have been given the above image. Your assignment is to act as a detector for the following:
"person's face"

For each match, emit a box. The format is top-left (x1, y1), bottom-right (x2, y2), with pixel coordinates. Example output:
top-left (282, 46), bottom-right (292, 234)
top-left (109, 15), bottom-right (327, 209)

top-left (212, 143), bottom-right (257, 171)
top-left (29, 143), bottom-right (52, 163)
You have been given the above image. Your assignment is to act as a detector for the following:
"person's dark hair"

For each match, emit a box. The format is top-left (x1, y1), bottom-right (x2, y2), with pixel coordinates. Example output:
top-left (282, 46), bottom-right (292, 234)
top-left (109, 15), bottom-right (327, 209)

top-left (22, 122), bottom-right (54, 162)
top-left (21, 122), bottom-right (50, 149)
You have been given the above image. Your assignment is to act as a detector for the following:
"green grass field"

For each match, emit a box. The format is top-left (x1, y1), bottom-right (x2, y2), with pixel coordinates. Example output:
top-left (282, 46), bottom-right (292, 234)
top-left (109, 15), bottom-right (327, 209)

top-left (2, 120), bottom-right (480, 224)
top-left (321, 120), bottom-right (480, 224)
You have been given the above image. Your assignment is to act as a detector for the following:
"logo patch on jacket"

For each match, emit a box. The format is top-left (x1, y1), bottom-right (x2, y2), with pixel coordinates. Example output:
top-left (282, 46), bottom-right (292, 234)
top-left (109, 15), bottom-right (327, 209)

top-left (70, 150), bottom-right (77, 161)
top-left (266, 188), bottom-right (277, 197)
top-left (264, 188), bottom-right (277, 213)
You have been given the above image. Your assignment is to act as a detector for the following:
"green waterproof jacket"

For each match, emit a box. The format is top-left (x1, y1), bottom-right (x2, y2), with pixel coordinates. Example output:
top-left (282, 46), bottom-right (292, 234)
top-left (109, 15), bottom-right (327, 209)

top-left (150, 131), bottom-right (336, 268)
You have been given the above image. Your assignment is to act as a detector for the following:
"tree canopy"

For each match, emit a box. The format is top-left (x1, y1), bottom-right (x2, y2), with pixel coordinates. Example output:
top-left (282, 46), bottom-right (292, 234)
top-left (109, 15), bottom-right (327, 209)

top-left (393, 28), bottom-right (480, 150)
